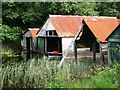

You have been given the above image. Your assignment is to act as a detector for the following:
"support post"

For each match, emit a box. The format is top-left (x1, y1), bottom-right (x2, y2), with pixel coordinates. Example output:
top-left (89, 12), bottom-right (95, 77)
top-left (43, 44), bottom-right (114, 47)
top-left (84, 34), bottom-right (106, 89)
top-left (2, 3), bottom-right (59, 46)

top-left (44, 37), bottom-right (47, 55)
top-left (26, 37), bottom-right (30, 52)
top-left (108, 43), bottom-right (112, 66)
top-left (93, 41), bottom-right (96, 63)
top-left (74, 41), bottom-right (77, 61)
top-left (100, 43), bottom-right (103, 65)
top-left (36, 37), bottom-right (38, 49)
top-left (58, 38), bottom-right (60, 52)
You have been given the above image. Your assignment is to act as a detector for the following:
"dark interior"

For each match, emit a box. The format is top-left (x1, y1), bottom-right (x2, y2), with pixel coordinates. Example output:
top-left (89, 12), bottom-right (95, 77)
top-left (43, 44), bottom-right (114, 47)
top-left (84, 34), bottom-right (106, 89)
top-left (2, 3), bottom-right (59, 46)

top-left (26, 37), bottom-right (30, 51)
top-left (76, 24), bottom-right (100, 52)
top-left (46, 30), bottom-right (58, 36)
top-left (47, 37), bottom-right (62, 53)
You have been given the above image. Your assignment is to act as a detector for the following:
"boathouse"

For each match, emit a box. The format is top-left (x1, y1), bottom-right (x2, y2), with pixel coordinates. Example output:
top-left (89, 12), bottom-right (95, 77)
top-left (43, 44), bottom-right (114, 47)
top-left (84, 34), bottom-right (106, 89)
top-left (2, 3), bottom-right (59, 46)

top-left (106, 23), bottom-right (120, 64)
top-left (21, 28), bottom-right (40, 52)
top-left (75, 17), bottom-right (118, 64)
top-left (37, 15), bottom-right (85, 56)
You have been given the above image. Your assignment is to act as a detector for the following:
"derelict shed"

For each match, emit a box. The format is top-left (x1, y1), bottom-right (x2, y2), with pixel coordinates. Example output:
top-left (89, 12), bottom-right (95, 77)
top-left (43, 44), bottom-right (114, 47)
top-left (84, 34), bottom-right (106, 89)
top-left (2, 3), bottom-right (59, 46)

top-left (75, 17), bottom-right (118, 63)
top-left (21, 28), bottom-right (40, 52)
top-left (106, 24), bottom-right (120, 64)
top-left (37, 15), bottom-right (85, 56)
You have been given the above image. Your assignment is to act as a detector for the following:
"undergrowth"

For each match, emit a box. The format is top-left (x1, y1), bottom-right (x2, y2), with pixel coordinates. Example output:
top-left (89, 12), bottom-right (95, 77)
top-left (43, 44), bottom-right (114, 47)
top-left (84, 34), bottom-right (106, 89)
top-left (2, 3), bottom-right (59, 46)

top-left (1, 58), bottom-right (120, 88)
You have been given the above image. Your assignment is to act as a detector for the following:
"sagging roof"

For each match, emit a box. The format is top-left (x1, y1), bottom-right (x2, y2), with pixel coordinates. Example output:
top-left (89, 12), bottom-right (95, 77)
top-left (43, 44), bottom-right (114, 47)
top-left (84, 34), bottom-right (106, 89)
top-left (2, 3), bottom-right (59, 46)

top-left (84, 17), bottom-right (119, 42)
top-left (38, 15), bottom-right (86, 37)
top-left (28, 28), bottom-right (40, 38)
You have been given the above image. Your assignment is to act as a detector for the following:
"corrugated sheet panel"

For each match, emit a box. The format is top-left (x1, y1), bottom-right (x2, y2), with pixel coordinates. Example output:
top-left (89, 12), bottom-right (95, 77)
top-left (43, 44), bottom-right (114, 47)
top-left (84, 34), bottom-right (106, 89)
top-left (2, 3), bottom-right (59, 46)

top-left (50, 15), bottom-right (85, 37)
top-left (118, 19), bottom-right (120, 24)
top-left (84, 17), bottom-right (118, 42)
top-left (29, 28), bottom-right (40, 38)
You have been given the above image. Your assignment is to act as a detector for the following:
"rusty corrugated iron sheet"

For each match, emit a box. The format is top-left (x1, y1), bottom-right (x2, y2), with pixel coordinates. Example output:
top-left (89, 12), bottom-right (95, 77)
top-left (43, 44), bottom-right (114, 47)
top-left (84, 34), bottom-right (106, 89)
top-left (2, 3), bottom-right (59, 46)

top-left (106, 19), bottom-right (120, 40)
top-left (29, 28), bottom-right (40, 38)
top-left (84, 17), bottom-right (118, 42)
top-left (118, 19), bottom-right (120, 24)
top-left (50, 15), bottom-right (86, 37)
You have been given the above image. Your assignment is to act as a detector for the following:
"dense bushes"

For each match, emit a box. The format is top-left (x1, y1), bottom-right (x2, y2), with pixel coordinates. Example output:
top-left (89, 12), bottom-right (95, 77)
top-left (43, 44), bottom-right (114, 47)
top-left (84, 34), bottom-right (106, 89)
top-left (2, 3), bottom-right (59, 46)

top-left (1, 58), bottom-right (120, 88)
top-left (1, 24), bottom-right (21, 43)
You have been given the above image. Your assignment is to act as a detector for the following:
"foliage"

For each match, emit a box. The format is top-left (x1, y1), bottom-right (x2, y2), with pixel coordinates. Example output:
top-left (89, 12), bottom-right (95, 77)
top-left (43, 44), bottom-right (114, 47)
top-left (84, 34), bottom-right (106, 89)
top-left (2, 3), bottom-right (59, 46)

top-left (96, 2), bottom-right (120, 17)
top-left (1, 24), bottom-right (21, 42)
top-left (1, 59), bottom-right (91, 88)
top-left (2, 2), bottom-right (120, 43)
top-left (1, 58), bottom-right (120, 88)
top-left (2, 2), bottom-right (120, 29)
top-left (86, 64), bottom-right (120, 88)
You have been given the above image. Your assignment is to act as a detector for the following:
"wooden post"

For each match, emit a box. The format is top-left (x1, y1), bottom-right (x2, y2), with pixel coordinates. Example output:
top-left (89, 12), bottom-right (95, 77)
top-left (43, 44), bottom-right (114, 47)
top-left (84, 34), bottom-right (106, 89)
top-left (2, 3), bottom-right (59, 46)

top-left (26, 52), bottom-right (30, 61)
top-left (36, 37), bottom-right (38, 49)
top-left (99, 43), bottom-right (103, 65)
top-left (26, 37), bottom-right (30, 52)
top-left (93, 41), bottom-right (96, 63)
top-left (58, 38), bottom-right (60, 52)
top-left (44, 37), bottom-right (47, 55)
top-left (74, 41), bottom-right (77, 61)
top-left (31, 37), bottom-right (34, 52)
top-left (108, 43), bottom-right (112, 66)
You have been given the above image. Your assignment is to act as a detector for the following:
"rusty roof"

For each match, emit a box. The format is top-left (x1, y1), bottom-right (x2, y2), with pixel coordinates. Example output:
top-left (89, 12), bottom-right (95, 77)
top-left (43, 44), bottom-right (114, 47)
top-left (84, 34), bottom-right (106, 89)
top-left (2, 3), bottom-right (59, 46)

top-left (106, 20), bottom-right (120, 40)
top-left (84, 17), bottom-right (118, 42)
top-left (28, 28), bottom-right (40, 38)
top-left (50, 15), bottom-right (86, 37)
top-left (118, 19), bottom-right (120, 24)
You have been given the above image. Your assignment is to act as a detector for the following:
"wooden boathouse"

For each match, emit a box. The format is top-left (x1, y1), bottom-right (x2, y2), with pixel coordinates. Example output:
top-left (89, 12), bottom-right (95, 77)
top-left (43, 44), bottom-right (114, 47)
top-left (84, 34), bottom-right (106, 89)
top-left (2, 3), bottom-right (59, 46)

top-left (21, 28), bottom-right (40, 52)
top-left (106, 23), bottom-right (120, 64)
top-left (74, 17), bottom-right (118, 64)
top-left (37, 15), bottom-right (85, 57)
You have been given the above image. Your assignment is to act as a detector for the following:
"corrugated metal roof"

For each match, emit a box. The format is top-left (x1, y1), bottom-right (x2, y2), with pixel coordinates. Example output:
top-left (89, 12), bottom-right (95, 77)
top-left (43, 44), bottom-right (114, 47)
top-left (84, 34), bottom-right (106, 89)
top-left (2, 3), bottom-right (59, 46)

top-left (50, 15), bottom-right (86, 37)
top-left (118, 19), bottom-right (120, 24)
top-left (84, 17), bottom-right (118, 42)
top-left (106, 20), bottom-right (120, 40)
top-left (28, 28), bottom-right (40, 38)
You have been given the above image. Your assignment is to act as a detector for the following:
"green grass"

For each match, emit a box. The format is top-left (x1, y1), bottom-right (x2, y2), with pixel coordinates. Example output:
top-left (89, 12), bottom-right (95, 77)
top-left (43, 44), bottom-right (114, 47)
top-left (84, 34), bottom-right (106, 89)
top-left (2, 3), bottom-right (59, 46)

top-left (1, 58), bottom-right (120, 88)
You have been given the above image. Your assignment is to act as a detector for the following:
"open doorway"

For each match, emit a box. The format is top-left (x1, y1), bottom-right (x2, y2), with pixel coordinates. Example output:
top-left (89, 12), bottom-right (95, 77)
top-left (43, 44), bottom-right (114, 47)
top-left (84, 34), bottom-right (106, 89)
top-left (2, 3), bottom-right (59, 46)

top-left (47, 37), bottom-right (62, 53)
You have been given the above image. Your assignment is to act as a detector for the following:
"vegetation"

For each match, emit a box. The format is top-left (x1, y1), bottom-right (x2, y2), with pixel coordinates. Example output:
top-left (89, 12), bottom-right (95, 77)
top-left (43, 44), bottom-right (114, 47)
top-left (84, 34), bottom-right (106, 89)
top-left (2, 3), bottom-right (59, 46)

top-left (1, 2), bottom-right (120, 89)
top-left (1, 24), bottom-right (21, 43)
top-left (2, 2), bottom-right (120, 43)
top-left (1, 58), bottom-right (120, 88)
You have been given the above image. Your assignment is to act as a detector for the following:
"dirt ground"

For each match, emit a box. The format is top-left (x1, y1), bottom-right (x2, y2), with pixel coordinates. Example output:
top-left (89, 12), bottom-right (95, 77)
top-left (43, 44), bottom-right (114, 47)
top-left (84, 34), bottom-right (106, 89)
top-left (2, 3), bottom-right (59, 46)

top-left (64, 48), bottom-right (108, 65)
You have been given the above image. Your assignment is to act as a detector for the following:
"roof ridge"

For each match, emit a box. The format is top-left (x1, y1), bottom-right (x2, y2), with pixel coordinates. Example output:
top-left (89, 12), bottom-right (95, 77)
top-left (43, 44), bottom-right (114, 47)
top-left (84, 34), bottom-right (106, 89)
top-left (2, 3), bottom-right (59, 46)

top-left (49, 15), bottom-right (116, 18)
top-left (49, 15), bottom-right (86, 17)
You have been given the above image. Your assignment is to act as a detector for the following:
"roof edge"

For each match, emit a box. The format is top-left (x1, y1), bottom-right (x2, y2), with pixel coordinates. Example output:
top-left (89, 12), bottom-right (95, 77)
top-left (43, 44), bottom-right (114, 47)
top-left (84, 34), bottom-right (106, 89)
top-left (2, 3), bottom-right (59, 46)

top-left (28, 28), bottom-right (40, 30)
top-left (105, 24), bottom-right (120, 41)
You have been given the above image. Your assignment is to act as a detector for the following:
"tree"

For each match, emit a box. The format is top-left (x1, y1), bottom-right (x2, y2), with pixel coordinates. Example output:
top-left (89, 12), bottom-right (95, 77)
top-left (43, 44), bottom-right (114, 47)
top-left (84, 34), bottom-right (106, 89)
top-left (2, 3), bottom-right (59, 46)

top-left (96, 2), bottom-right (120, 18)
top-left (2, 2), bottom-right (120, 42)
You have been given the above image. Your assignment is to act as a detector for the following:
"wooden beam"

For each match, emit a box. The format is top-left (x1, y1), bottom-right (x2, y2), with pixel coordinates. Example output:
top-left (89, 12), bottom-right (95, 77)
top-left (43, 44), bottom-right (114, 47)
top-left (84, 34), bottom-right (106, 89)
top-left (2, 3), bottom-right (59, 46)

top-left (26, 37), bottom-right (30, 52)
top-left (74, 41), bottom-right (77, 61)
top-left (99, 43), bottom-right (103, 65)
top-left (93, 41), bottom-right (96, 63)
top-left (44, 37), bottom-right (47, 55)
top-left (58, 38), bottom-right (60, 52)
top-left (107, 44), bottom-right (112, 66)
top-left (36, 37), bottom-right (38, 49)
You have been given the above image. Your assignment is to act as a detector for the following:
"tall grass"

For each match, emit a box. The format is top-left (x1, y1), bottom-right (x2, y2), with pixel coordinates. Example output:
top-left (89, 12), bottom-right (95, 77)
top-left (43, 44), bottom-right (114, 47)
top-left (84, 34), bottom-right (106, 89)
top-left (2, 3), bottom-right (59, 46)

top-left (1, 58), bottom-right (120, 88)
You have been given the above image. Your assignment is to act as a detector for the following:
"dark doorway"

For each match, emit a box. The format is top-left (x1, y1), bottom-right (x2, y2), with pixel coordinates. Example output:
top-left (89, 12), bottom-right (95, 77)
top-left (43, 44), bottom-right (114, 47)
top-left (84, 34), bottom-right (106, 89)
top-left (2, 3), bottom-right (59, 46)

top-left (47, 37), bottom-right (62, 53)
top-left (26, 37), bottom-right (30, 52)
top-left (77, 24), bottom-right (100, 52)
